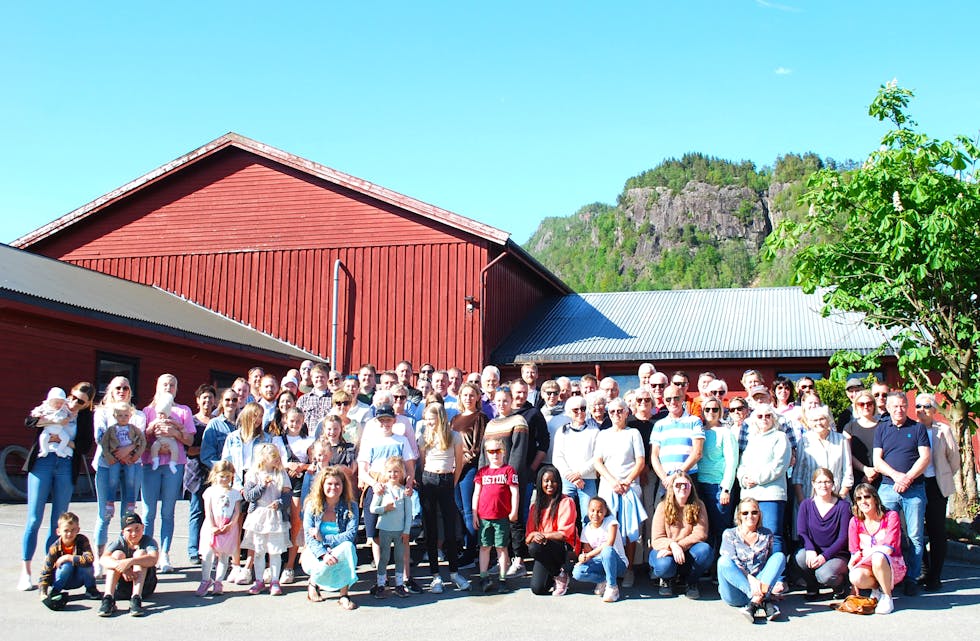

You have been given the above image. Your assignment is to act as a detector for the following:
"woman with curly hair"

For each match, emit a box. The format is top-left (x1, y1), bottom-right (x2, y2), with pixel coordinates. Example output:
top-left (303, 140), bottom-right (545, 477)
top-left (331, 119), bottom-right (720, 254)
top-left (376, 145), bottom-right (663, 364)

top-left (648, 471), bottom-right (712, 599)
top-left (301, 466), bottom-right (359, 610)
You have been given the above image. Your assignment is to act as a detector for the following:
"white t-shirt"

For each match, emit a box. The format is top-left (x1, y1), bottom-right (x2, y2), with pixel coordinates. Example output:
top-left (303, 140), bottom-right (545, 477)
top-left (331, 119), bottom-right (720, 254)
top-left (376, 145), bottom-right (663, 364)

top-left (583, 515), bottom-right (628, 565)
top-left (593, 427), bottom-right (644, 483)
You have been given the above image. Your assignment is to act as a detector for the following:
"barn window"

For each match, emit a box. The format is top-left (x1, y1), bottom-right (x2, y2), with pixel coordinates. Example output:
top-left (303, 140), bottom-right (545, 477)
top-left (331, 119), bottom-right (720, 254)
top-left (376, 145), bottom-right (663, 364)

top-left (210, 370), bottom-right (239, 391)
top-left (95, 352), bottom-right (140, 402)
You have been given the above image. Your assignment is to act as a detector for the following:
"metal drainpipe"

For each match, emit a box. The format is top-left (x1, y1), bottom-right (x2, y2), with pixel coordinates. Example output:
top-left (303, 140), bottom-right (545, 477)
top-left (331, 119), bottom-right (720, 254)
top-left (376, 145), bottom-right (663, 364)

top-left (331, 258), bottom-right (342, 369)
top-left (479, 251), bottom-right (509, 366)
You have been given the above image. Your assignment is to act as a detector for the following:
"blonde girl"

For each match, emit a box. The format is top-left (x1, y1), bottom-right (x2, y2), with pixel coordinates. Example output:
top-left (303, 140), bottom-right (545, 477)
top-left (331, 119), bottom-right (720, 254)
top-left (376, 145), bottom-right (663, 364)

top-left (241, 443), bottom-right (291, 596)
top-left (195, 461), bottom-right (241, 596)
top-left (369, 456), bottom-right (413, 598)
top-left (419, 403), bottom-right (468, 592)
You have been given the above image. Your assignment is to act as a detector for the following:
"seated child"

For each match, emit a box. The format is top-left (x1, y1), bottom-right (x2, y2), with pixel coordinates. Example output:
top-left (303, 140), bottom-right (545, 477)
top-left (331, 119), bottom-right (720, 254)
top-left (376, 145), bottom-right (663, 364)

top-left (32, 387), bottom-right (72, 458)
top-left (99, 402), bottom-right (147, 519)
top-left (98, 512), bottom-right (159, 617)
top-left (149, 392), bottom-right (180, 472)
top-left (39, 511), bottom-right (98, 610)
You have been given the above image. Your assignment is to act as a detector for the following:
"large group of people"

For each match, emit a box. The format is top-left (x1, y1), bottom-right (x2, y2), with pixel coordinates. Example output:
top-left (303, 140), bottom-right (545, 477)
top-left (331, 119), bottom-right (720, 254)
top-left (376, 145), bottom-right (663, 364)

top-left (19, 361), bottom-right (961, 620)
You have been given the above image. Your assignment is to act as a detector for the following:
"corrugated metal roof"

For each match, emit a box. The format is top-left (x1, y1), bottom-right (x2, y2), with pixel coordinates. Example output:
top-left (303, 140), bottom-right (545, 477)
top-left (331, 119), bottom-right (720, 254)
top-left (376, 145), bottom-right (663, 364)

top-left (0, 244), bottom-right (317, 360)
top-left (492, 287), bottom-right (897, 364)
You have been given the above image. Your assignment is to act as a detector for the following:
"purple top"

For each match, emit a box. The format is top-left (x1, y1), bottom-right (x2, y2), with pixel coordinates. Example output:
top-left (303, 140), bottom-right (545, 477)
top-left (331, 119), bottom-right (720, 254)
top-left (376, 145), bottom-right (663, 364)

top-left (141, 402), bottom-right (196, 465)
top-left (796, 497), bottom-right (851, 560)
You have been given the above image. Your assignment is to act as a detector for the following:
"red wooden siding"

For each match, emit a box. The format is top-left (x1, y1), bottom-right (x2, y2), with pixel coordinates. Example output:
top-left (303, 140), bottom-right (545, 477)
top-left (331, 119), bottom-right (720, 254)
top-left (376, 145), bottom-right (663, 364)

top-left (68, 240), bottom-right (487, 374)
top-left (31, 149), bottom-right (474, 259)
top-left (0, 303), bottom-right (296, 449)
top-left (482, 250), bottom-right (557, 364)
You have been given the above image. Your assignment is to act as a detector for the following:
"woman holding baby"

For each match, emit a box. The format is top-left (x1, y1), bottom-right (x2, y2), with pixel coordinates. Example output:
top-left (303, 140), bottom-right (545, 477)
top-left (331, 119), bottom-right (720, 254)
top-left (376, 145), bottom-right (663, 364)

top-left (141, 373), bottom-right (197, 573)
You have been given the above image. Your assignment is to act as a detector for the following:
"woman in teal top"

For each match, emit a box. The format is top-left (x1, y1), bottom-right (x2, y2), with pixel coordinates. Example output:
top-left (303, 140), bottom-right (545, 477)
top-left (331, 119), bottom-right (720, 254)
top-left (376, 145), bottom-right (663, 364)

top-left (696, 396), bottom-right (738, 556)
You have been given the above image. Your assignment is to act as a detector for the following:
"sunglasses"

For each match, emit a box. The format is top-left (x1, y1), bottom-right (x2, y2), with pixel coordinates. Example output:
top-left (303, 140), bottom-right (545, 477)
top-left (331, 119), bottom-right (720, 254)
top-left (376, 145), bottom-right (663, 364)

top-left (328, 378), bottom-right (341, 383)
top-left (650, 382), bottom-right (666, 388)
top-left (485, 448), bottom-right (502, 454)
top-left (421, 369), bottom-right (435, 375)
top-left (69, 395), bottom-right (88, 404)
top-left (798, 384), bottom-right (814, 390)
top-left (636, 397), bottom-right (652, 403)
top-left (729, 405), bottom-right (747, 412)
top-left (915, 403), bottom-right (933, 409)
top-left (671, 381), bottom-right (688, 386)
top-left (224, 397), bottom-right (239, 402)
top-left (544, 390), bottom-right (560, 396)
top-left (856, 401), bottom-right (874, 407)
top-left (740, 510), bottom-right (759, 516)
top-left (607, 409), bottom-right (626, 415)
top-left (704, 407), bottom-right (721, 413)
top-left (754, 414), bottom-right (774, 420)
top-left (335, 401), bottom-right (351, 407)
top-left (571, 407), bottom-right (587, 413)
top-left (873, 392), bottom-right (888, 398)
top-left (855, 495), bottom-right (873, 501)
top-left (708, 390), bottom-right (723, 395)
top-left (664, 396), bottom-right (683, 402)
top-left (113, 385), bottom-right (131, 391)
top-left (393, 395), bottom-right (407, 400)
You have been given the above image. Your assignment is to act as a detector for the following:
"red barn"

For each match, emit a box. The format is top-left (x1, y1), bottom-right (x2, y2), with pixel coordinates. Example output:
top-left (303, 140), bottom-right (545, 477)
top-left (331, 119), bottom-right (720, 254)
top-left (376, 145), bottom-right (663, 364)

top-left (14, 134), bottom-right (570, 374)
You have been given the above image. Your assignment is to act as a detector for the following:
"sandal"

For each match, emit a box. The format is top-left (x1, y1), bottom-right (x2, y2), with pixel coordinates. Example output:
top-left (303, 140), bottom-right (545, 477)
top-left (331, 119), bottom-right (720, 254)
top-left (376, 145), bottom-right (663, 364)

top-left (307, 584), bottom-right (323, 602)
top-left (338, 595), bottom-right (358, 610)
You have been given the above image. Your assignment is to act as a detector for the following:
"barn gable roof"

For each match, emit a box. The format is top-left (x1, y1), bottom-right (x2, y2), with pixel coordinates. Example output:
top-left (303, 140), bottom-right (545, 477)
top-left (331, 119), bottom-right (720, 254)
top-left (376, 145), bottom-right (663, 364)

top-left (492, 287), bottom-right (897, 364)
top-left (11, 132), bottom-right (512, 249)
top-left (0, 243), bottom-right (317, 360)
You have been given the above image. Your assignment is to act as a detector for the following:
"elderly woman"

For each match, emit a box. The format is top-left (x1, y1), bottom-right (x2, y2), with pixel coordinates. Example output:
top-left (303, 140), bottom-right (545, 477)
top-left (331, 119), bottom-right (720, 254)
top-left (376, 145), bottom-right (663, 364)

top-left (19, 382), bottom-right (94, 591)
top-left (842, 390), bottom-right (880, 487)
top-left (795, 468), bottom-right (851, 599)
top-left (552, 393), bottom-right (599, 525)
top-left (696, 395), bottom-right (738, 557)
top-left (848, 483), bottom-right (906, 615)
top-left (92, 377), bottom-right (146, 570)
top-left (586, 391), bottom-right (610, 430)
top-left (915, 393), bottom-right (961, 591)
top-left (718, 497), bottom-right (786, 622)
top-left (736, 404), bottom-right (791, 587)
top-left (649, 472), bottom-right (712, 599)
top-left (141, 373), bottom-right (197, 573)
top-left (592, 397), bottom-right (647, 588)
top-left (793, 405), bottom-right (853, 501)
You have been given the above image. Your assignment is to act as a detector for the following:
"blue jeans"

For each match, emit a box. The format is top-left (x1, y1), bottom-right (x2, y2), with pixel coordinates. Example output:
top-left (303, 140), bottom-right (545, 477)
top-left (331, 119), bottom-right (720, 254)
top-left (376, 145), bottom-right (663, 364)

top-left (757, 500), bottom-right (785, 582)
top-left (562, 478), bottom-right (598, 525)
top-left (95, 463), bottom-right (142, 547)
top-left (572, 546), bottom-right (626, 586)
top-left (717, 553), bottom-right (786, 607)
top-left (878, 481), bottom-right (926, 583)
top-left (141, 463), bottom-right (184, 552)
top-left (698, 482), bottom-right (733, 555)
top-left (454, 466), bottom-right (477, 554)
top-left (51, 563), bottom-right (96, 593)
top-left (22, 454), bottom-right (73, 561)
top-left (187, 485), bottom-right (206, 558)
top-left (649, 541), bottom-right (714, 584)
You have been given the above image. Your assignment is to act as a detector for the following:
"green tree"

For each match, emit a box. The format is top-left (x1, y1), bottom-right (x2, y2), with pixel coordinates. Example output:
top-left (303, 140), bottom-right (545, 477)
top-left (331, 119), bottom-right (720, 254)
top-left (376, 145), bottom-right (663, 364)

top-left (766, 81), bottom-right (980, 517)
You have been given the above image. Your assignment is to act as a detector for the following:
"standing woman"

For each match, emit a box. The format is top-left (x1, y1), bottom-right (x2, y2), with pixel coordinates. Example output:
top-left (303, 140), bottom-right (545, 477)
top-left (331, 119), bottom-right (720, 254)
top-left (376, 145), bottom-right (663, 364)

top-left (914, 393), bottom-right (960, 591)
top-left (92, 377), bottom-right (146, 571)
top-left (795, 468), bottom-right (851, 599)
top-left (552, 393), bottom-right (599, 525)
top-left (420, 403), bottom-right (469, 592)
top-left (186, 383), bottom-right (216, 565)
top-left (842, 390), bottom-right (880, 487)
top-left (592, 397), bottom-right (647, 588)
top-left (793, 405), bottom-right (853, 501)
top-left (696, 396), bottom-right (738, 559)
top-left (736, 405), bottom-right (791, 566)
top-left (19, 382), bottom-right (94, 591)
top-left (451, 382), bottom-right (490, 566)
top-left (141, 374), bottom-right (197, 573)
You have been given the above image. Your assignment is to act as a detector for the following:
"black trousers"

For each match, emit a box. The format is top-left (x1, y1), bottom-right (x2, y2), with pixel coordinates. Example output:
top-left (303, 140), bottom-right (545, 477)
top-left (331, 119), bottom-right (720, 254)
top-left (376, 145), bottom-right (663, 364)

top-left (528, 539), bottom-right (570, 595)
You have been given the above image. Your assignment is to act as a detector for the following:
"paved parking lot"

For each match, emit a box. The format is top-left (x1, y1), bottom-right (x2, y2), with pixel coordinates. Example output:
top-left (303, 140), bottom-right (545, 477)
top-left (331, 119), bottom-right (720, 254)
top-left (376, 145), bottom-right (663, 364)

top-left (3, 499), bottom-right (979, 641)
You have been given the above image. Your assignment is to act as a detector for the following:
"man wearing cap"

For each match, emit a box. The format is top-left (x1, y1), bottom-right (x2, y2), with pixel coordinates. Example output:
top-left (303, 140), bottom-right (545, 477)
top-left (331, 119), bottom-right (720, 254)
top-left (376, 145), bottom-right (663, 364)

top-left (98, 513), bottom-right (158, 617)
top-left (836, 377), bottom-right (866, 431)
top-left (739, 385), bottom-right (799, 459)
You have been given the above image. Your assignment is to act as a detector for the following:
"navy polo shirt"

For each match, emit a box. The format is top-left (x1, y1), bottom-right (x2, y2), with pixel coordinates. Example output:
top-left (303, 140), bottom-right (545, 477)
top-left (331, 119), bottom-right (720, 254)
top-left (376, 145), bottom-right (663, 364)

top-left (873, 417), bottom-right (929, 485)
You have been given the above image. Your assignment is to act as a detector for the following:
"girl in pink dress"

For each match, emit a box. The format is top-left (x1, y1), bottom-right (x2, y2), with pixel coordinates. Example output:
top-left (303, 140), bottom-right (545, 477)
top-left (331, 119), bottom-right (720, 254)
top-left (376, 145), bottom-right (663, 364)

top-left (196, 461), bottom-right (241, 596)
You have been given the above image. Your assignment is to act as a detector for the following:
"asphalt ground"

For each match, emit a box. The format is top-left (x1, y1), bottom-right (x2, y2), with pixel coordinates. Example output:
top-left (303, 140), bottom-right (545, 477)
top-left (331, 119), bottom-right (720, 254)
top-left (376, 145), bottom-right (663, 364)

top-left (3, 498), bottom-right (979, 641)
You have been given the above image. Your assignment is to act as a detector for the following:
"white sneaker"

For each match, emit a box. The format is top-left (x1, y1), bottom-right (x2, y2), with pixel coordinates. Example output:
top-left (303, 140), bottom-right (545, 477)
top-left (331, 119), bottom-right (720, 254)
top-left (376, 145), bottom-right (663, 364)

top-left (875, 594), bottom-right (894, 614)
top-left (429, 577), bottom-right (445, 593)
top-left (870, 588), bottom-right (883, 601)
top-left (506, 558), bottom-right (526, 577)
top-left (622, 569), bottom-right (635, 588)
top-left (234, 567), bottom-right (254, 585)
top-left (17, 570), bottom-right (34, 591)
top-left (594, 581), bottom-right (607, 596)
top-left (263, 567), bottom-right (273, 584)
top-left (602, 585), bottom-right (620, 602)
top-left (93, 560), bottom-right (104, 579)
top-left (279, 568), bottom-right (295, 585)
top-left (157, 552), bottom-right (173, 573)
top-left (450, 572), bottom-right (470, 591)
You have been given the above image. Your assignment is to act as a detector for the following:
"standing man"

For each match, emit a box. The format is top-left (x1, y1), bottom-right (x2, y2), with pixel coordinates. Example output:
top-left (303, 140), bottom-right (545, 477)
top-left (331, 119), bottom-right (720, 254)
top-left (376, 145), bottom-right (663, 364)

top-left (599, 377), bottom-right (620, 402)
top-left (448, 367), bottom-right (465, 400)
top-left (521, 362), bottom-right (542, 407)
top-left (649, 384), bottom-right (705, 499)
top-left (836, 377), bottom-right (866, 431)
top-left (431, 370), bottom-right (459, 411)
top-left (649, 372), bottom-right (670, 412)
top-left (395, 360), bottom-right (422, 404)
top-left (638, 363), bottom-right (657, 388)
top-left (509, 379), bottom-right (549, 576)
top-left (538, 380), bottom-right (566, 462)
top-left (256, 374), bottom-right (279, 428)
top-left (357, 364), bottom-right (377, 406)
top-left (298, 360), bottom-right (315, 394)
top-left (480, 366), bottom-right (500, 419)
top-left (871, 381), bottom-right (891, 419)
top-left (580, 374), bottom-right (599, 396)
top-left (297, 364), bottom-right (333, 434)
top-left (873, 391), bottom-right (930, 596)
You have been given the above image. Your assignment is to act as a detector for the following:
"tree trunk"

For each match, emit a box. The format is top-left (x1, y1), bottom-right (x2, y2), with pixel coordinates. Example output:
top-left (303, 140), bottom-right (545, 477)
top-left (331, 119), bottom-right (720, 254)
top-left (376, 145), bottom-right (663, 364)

top-left (948, 400), bottom-right (979, 518)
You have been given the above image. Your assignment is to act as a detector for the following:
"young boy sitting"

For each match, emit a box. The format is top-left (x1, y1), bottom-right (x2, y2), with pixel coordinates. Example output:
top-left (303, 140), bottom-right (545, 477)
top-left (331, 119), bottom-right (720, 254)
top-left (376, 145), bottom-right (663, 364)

top-left (39, 512), bottom-right (99, 610)
top-left (98, 512), bottom-right (159, 617)
top-left (472, 438), bottom-right (519, 593)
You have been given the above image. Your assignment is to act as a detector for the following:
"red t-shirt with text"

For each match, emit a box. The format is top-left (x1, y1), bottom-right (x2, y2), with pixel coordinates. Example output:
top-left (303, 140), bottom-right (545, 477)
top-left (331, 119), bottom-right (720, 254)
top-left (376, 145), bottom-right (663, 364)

top-left (475, 464), bottom-right (518, 520)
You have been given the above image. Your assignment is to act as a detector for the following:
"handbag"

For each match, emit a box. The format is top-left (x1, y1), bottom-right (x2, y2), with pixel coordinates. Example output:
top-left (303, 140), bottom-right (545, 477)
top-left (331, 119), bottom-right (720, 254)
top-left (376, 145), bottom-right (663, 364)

top-left (836, 594), bottom-right (878, 614)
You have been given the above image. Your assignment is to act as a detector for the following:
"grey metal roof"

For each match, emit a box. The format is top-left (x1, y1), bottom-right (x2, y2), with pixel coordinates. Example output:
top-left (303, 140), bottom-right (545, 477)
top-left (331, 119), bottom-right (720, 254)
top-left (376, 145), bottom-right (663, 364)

top-left (492, 287), bottom-right (896, 364)
top-left (0, 244), bottom-right (317, 360)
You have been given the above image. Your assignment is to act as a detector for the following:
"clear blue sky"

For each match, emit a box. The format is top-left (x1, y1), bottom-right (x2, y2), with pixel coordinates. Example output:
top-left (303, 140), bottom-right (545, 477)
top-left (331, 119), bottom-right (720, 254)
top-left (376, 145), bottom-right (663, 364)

top-left (3, 1), bottom-right (977, 245)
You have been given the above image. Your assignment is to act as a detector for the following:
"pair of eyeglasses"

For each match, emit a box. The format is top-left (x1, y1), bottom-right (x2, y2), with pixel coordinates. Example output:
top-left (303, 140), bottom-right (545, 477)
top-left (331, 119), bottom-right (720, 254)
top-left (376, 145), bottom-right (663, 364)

top-left (798, 384), bottom-right (814, 390)
top-left (335, 401), bottom-right (351, 407)
top-left (671, 380), bottom-right (687, 387)
top-left (704, 407), bottom-right (721, 413)
top-left (664, 396), bottom-right (683, 402)
top-left (421, 369), bottom-right (435, 375)
top-left (485, 448), bottom-right (502, 454)
top-left (855, 495), bottom-right (873, 501)
top-left (635, 397), bottom-right (652, 404)
top-left (224, 397), bottom-right (239, 403)
top-left (872, 392), bottom-right (888, 398)
top-left (813, 480), bottom-right (833, 485)
top-left (607, 409), bottom-right (626, 415)
top-left (856, 401), bottom-right (874, 407)
top-left (650, 382), bottom-right (666, 388)
top-left (754, 414), bottom-right (774, 420)
top-left (393, 395), bottom-right (407, 401)
top-left (114, 385), bottom-right (130, 391)
top-left (544, 390), bottom-right (560, 396)
top-left (69, 395), bottom-right (87, 404)
top-left (571, 407), bottom-right (587, 413)
top-left (915, 403), bottom-right (933, 409)
top-left (328, 378), bottom-right (340, 383)
top-left (673, 482), bottom-right (691, 489)
top-left (708, 390), bottom-right (723, 396)
top-left (729, 405), bottom-right (747, 412)
top-left (740, 510), bottom-right (759, 516)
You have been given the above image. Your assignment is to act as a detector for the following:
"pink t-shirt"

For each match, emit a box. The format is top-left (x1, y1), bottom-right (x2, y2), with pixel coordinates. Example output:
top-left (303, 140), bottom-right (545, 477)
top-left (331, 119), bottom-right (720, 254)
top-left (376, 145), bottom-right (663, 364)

top-left (141, 402), bottom-right (196, 466)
